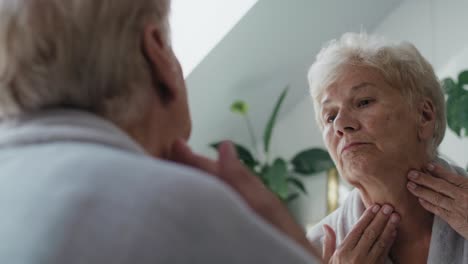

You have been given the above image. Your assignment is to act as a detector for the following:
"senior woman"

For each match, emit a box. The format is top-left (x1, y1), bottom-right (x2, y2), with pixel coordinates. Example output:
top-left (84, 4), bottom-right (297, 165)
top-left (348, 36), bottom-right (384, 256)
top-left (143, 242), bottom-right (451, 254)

top-left (307, 33), bottom-right (468, 263)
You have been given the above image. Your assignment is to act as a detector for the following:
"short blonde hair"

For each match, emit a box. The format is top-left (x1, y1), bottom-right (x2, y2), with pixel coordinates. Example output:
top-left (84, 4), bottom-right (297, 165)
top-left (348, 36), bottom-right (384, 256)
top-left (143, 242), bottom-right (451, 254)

top-left (0, 0), bottom-right (170, 125)
top-left (308, 32), bottom-right (446, 151)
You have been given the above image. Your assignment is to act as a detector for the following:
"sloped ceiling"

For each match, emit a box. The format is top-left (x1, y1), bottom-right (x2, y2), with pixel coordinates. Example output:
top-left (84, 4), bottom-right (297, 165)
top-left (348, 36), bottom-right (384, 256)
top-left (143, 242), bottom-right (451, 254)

top-left (171, 0), bottom-right (259, 76)
top-left (186, 0), bottom-right (403, 156)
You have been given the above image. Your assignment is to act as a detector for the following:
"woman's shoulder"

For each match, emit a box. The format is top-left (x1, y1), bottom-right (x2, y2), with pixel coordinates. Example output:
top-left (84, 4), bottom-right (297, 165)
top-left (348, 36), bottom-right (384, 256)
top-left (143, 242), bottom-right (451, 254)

top-left (436, 156), bottom-right (467, 176)
top-left (307, 189), bottom-right (364, 250)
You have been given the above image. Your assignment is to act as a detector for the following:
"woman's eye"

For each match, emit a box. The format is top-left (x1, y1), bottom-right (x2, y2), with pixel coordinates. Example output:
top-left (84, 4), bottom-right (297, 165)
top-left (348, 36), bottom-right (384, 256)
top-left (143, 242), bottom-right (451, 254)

top-left (326, 115), bottom-right (336, 123)
top-left (357, 99), bottom-right (373, 108)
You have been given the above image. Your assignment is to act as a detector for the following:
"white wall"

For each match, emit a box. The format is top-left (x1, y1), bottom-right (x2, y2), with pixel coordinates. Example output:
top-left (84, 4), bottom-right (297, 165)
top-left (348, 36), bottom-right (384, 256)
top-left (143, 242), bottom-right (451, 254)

top-left (274, 0), bottom-right (468, 226)
top-left (269, 98), bottom-right (327, 226)
top-left (270, 98), bottom-right (324, 159)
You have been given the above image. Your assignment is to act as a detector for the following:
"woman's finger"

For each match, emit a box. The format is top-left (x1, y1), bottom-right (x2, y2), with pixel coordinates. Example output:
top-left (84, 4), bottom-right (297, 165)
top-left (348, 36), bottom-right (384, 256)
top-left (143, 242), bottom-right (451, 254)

top-left (322, 225), bottom-right (336, 263)
top-left (408, 170), bottom-right (457, 199)
top-left (418, 198), bottom-right (453, 220)
top-left (340, 204), bottom-right (380, 251)
top-left (367, 213), bottom-right (399, 261)
top-left (218, 141), bottom-right (254, 187)
top-left (170, 139), bottom-right (218, 175)
top-left (426, 162), bottom-right (463, 186)
top-left (407, 181), bottom-right (454, 211)
top-left (353, 204), bottom-right (395, 254)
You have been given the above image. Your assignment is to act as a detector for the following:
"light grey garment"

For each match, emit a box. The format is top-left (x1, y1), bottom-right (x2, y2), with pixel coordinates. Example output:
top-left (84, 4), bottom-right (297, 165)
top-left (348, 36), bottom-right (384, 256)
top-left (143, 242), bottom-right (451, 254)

top-left (307, 160), bottom-right (468, 264)
top-left (0, 110), bottom-right (318, 264)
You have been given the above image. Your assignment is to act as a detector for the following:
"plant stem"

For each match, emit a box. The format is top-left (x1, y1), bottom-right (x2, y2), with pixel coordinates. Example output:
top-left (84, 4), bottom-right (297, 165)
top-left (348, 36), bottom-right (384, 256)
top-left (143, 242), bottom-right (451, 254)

top-left (244, 115), bottom-right (259, 158)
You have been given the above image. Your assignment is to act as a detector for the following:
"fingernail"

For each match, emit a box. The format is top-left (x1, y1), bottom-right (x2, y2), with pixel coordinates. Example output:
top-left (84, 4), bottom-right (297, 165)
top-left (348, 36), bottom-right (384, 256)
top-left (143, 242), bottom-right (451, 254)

top-left (407, 182), bottom-right (417, 190)
top-left (408, 171), bottom-right (419, 180)
top-left (382, 205), bottom-right (393, 215)
top-left (372, 204), bottom-right (380, 213)
top-left (390, 214), bottom-right (400, 224)
top-left (427, 163), bottom-right (435, 171)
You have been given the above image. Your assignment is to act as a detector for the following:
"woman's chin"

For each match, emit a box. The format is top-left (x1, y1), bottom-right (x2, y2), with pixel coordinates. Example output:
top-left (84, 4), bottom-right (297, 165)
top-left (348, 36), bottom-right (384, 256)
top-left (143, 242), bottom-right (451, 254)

top-left (340, 157), bottom-right (386, 182)
top-left (341, 154), bottom-right (375, 171)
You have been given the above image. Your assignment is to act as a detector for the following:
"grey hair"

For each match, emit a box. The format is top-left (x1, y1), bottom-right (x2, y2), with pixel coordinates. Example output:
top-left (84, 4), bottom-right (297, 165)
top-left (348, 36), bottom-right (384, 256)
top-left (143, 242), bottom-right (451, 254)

top-left (0, 0), bottom-right (171, 125)
top-left (308, 32), bottom-right (446, 153)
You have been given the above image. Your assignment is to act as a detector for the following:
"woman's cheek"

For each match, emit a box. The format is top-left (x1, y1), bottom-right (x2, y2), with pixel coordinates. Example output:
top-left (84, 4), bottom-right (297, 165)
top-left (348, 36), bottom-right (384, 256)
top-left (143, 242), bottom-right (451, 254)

top-left (325, 132), bottom-right (340, 165)
top-left (324, 129), bottom-right (335, 150)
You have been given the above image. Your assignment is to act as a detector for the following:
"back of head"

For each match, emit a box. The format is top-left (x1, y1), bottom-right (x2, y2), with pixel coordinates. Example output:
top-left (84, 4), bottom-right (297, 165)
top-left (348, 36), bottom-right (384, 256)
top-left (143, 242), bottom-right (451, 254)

top-left (308, 32), bottom-right (446, 151)
top-left (0, 0), bottom-right (170, 126)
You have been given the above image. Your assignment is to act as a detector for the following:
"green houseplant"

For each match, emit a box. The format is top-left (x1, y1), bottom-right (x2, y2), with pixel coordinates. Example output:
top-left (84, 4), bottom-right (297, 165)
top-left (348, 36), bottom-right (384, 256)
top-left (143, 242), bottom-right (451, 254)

top-left (442, 70), bottom-right (468, 171)
top-left (210, 87), bottom-right (335, 203)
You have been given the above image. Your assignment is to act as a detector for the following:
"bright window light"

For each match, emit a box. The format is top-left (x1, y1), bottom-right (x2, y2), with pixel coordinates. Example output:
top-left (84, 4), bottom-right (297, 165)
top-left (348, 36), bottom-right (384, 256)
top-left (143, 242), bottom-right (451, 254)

top-left (170, 0), bottom-right (258, 77)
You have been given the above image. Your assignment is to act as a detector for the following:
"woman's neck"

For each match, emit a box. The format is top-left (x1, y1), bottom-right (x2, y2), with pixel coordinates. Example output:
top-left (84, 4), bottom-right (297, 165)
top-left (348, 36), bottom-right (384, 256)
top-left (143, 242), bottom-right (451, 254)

top-left (354, 159), bottom-right (434, 262)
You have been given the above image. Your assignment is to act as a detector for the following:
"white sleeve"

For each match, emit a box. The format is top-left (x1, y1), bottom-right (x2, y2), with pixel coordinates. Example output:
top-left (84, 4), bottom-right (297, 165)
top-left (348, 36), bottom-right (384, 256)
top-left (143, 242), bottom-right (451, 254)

top-left (307, 189), bottom-right (363, 255)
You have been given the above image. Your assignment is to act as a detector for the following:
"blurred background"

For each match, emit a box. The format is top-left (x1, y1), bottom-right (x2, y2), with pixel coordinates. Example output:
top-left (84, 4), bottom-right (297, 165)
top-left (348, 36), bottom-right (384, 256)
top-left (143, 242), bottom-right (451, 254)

top-left (170, 0), bottom-right (468, 230)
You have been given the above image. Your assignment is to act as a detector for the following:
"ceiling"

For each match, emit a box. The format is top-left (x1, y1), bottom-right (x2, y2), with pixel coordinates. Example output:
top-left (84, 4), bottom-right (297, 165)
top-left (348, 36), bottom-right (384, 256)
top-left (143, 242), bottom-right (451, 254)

top-left (185, 0), bottom-right (403, 156)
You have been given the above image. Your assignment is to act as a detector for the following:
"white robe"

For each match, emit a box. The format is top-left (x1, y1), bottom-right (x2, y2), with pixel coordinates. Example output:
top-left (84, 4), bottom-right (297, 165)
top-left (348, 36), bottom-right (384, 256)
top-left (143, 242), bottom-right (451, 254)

top-left (0, 109), bottom-right (318, 264)
top-left (307, 160), bottom-right (468, 263)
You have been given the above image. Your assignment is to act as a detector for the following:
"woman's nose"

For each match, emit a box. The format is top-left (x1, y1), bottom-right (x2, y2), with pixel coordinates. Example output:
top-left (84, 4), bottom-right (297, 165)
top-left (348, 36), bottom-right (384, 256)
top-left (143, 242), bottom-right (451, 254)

top-left (334, 112), bottom-right (360, 137)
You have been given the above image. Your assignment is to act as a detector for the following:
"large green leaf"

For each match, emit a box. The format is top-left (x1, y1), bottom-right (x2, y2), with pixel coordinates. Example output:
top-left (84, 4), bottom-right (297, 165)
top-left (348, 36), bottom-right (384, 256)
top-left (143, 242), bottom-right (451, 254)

top-left (446, 95), bottom-right (462, 136)
top-left (442, 78), bottom-right (457, 94)
top-left (291, 148), bottom-right (335, 175)
top-left (258, 164), bottom-right (270, 184)
top-left (444, 71), bottom-right (468, 138)
top-left (263, 87), bottom-right (289, 154)
top-left (263, 158), bottom-right (289, 200)
top-left (210, 142), bottom-right (258, 169)
top-left (230, 101), bottom-right (249, 116)
top-left (458, 70), bottom-right (468, 88)
top-left (284, 193), bottom-right (299, 203)
top-left (446, 90), bottom-right (468, 137)
top-left (456, 94), bottom-right (468, 137)
top-left (287, 177), bottom-right (307, 194)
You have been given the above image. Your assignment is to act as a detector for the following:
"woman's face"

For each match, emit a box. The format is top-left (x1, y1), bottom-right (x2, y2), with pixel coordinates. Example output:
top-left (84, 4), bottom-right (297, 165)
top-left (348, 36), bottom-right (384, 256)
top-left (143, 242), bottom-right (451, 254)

top-left (319, 66), bottom-right (425, 186)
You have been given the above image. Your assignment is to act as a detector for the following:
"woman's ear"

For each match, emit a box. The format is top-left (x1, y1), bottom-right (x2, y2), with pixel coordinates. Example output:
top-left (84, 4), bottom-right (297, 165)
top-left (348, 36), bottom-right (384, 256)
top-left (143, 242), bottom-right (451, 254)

top-left (141, 23), bottom-right (184, 104)
top-left (417, 98), bottom-right (436, 141)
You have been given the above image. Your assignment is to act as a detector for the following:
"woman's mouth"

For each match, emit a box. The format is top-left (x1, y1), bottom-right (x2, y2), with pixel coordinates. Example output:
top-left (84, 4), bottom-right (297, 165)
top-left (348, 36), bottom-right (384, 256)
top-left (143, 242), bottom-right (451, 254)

top-left (341, 142), bottom-right (371, 154)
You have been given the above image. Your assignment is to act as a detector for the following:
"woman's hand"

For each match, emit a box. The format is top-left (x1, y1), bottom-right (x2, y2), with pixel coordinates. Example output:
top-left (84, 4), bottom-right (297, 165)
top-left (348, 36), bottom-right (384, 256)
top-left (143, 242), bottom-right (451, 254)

top-left (323, 204), bottom-right (400, 264)
top-left (407, 162), bottom-right (468, 239)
